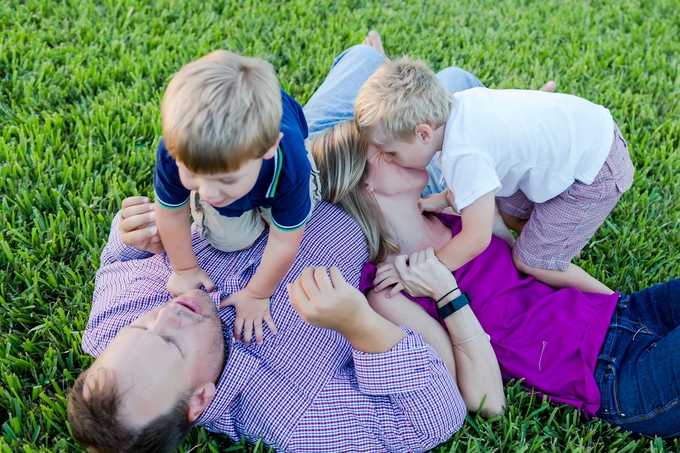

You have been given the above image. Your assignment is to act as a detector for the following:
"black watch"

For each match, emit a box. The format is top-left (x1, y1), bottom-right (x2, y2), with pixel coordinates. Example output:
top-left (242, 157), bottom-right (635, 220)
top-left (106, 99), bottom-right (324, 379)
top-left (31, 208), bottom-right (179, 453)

top-left (436, 292), bottom-right (471, 319)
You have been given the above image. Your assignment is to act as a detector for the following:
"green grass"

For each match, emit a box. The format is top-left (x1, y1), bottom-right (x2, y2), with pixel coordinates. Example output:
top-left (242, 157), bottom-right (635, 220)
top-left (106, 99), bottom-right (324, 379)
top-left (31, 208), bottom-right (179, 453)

top-left (1, 0), bottom-right (679, 451)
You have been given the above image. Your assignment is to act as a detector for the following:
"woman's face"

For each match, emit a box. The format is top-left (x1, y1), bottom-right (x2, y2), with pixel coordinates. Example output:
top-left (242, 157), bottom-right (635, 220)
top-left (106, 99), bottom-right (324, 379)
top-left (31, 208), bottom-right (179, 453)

top-left (365, 145), bottom-right (430, 198)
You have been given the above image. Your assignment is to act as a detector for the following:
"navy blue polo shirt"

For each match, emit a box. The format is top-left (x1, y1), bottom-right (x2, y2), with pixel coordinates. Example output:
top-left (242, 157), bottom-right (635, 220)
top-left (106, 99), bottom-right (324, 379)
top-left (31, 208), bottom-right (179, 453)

top-left (154, 90), bottom-right (311, 231)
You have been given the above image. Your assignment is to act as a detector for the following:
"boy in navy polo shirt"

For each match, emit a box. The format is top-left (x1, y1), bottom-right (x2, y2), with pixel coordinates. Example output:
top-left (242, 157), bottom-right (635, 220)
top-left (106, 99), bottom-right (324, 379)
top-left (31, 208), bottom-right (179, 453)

top-left (154, 50), bottom-right (320, 344)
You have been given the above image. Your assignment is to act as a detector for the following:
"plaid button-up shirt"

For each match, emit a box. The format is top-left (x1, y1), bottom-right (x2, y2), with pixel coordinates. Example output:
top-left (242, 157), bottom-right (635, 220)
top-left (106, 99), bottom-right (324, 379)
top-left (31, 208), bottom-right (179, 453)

top-left (83, 201), bottom-right (466, 452)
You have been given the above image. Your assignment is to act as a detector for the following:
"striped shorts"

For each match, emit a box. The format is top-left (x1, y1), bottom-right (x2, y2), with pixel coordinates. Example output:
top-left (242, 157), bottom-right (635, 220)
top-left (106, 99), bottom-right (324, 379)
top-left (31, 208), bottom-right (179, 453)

top-left (496, 123), bottom-right (634, 271)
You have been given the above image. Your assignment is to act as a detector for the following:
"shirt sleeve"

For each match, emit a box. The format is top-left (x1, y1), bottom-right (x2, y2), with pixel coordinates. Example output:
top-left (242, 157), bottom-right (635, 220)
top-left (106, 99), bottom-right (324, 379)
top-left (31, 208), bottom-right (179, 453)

top-left (269, 163), bottom-right (312, 231)
top-left (153, 139), bottom-right (191, 209)
top-left (442, 151), bottom-right (501, 211)
top-left (287, 329), bottom-right (466, 452)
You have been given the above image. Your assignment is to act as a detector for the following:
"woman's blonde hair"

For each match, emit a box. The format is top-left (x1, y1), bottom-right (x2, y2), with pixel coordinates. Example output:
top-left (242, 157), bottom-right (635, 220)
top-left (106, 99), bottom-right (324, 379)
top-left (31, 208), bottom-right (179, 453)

top-left (310, 120), bottom-right (400, 263)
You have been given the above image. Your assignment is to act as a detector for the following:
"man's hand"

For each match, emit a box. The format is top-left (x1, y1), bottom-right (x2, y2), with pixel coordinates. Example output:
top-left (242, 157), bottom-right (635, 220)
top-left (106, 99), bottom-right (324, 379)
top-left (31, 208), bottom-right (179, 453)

top-left (288, 266), bottom-right (407, 353)
top-left (288, 266), bottom-right (370, 331)
top-left (221, 287), bottom-right (277, 345)
top-left (393, 247), bottom-right (458, 300)
top-left (167, 266), bottom-right (215, 297)
top-left (118, 196), bottom-right (164, 254)
top-left (372, 262), bottom-right (405, 298)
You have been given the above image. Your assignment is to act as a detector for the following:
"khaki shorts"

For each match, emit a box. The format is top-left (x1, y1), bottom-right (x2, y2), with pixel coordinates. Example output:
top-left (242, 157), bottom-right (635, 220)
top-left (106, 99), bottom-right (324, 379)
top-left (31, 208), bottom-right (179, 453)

top-left (190, 150), bottom-right (322, 252)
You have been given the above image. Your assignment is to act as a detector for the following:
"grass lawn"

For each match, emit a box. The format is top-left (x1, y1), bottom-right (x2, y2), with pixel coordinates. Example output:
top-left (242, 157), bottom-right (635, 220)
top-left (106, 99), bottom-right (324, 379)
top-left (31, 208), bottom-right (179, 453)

top-left (1, 0), bottom-right (679, 451)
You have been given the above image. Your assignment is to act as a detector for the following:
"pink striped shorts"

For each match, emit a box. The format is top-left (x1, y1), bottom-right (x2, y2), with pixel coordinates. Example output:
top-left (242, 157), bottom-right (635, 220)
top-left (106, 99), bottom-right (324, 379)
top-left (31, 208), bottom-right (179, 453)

top-left (496, 123), bottom-right (634, 271)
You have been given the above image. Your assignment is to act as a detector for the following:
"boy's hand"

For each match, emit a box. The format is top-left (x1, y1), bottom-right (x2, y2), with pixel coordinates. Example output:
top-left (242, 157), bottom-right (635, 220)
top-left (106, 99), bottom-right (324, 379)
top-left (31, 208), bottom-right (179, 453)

top-left (167, 266), bottom-right (215, 297)
top-left (221, 287), bottom-right (277, 345)
top-left (372, 262), bottom-right (405, 299)
top-left (418, 188), bottom-right (458, 214)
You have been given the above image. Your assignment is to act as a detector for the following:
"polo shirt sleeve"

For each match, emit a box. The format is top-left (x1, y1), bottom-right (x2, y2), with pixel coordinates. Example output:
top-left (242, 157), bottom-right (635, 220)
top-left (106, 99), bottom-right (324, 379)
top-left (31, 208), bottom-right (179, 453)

top-left (269, 157), bottom-right (312, 232)
top-left (442, 151), bottom-right (500, 211)
top-left (153, 139), bottom-right (191, 209)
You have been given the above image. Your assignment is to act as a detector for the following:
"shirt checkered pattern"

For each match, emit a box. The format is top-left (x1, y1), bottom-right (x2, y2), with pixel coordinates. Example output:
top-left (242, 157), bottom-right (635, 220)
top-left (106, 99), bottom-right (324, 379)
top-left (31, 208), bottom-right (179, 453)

top-left (84, 201), bottom-right (466, 453)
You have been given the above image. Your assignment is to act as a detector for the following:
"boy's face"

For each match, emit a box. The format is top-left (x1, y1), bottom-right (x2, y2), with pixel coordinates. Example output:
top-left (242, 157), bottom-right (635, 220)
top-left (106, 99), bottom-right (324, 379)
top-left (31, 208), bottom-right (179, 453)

top-left (177, 157), bottom-right (265, 208)
top-left (370, 137), bottom-right (434, 170)
top-left (176, 134), bottom-right (281, 208)
top-left (370, 124), bottom-right (439, 170)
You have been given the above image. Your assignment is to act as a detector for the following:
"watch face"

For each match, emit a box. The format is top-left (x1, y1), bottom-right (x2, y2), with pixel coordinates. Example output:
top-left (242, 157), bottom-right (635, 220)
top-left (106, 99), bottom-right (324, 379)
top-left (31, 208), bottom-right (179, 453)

top-left (437, 292), bottom-right (471, 319)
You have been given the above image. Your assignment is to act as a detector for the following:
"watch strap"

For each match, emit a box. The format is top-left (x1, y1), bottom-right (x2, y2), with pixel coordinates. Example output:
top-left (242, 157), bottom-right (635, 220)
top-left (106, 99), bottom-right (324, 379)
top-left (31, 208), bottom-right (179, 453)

top-left (437, 291), bottom-right (471, 319)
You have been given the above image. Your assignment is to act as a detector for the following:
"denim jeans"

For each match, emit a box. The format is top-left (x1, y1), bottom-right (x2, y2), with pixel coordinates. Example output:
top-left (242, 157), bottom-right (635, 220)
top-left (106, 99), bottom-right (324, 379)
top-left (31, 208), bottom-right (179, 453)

top-left (302, 45), bottom-right (484, 197)
top-left (595, 278), bottom-right (680, 438)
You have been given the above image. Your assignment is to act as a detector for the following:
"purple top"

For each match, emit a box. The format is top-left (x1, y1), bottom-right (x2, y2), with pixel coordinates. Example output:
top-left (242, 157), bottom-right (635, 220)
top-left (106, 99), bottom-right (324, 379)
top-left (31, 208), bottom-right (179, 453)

top-left (360, 213), bottom-right (618, 417)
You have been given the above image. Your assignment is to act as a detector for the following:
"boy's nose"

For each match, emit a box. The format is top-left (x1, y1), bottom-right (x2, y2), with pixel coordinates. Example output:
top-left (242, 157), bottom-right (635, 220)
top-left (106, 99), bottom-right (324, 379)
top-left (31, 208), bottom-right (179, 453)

top-left (198, 182), bottom-right (221, 200)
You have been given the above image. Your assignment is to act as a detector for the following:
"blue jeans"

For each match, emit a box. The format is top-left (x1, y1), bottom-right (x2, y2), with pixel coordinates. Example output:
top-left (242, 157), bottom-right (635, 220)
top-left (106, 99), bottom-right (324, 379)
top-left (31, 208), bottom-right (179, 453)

top-left (302, 45), bottom-right (483, 197)
top-left (595, 278), bottom-right (680, 438)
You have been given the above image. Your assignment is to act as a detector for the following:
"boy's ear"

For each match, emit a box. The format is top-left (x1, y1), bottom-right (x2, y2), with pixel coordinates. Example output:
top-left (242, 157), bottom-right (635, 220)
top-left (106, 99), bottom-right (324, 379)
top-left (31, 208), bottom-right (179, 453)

top-left (263, 132), bottom-right (284, 160)
top-left (414, 124), bottom-right (434, 145)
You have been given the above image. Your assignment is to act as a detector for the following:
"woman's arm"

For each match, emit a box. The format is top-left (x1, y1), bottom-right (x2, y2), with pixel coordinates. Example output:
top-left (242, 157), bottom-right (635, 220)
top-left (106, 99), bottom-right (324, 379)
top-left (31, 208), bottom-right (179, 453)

top-left (392, 248), bottom-right (506, 416)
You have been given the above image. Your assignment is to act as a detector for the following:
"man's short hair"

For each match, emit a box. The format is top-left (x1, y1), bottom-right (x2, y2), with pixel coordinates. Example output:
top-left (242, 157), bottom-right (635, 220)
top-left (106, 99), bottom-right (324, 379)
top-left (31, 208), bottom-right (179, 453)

top-left (68, 368), bottom-right (195, 453)
top-left (354, 56), bottom-right (453, 142)
top-left (161, 50), bottom-right (282, 174)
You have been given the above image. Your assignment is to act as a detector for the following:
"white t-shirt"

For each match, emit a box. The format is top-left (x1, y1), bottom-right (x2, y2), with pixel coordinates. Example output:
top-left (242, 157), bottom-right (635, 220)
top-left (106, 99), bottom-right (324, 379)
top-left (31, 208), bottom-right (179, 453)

top-left (439, 87), bottom-right (614, 211)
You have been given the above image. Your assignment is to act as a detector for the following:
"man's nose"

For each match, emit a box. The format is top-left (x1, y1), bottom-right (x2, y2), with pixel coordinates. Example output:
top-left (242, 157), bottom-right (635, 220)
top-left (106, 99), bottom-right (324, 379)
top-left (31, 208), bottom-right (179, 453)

top-left (149, 305), bottom-right (182, 331)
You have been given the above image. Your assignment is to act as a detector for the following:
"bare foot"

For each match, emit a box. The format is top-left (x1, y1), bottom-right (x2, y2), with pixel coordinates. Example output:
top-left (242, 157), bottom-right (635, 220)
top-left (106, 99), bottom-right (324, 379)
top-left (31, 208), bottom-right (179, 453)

top-left (539, 81), bottom-right (556, 92)
top-left (362, 30), bottom-right (385, 56)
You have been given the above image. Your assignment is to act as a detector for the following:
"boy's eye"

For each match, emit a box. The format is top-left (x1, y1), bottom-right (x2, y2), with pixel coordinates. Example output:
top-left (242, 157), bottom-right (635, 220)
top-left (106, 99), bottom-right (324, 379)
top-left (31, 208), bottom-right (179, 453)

top-left (221, 179), bottom-right (236, 184)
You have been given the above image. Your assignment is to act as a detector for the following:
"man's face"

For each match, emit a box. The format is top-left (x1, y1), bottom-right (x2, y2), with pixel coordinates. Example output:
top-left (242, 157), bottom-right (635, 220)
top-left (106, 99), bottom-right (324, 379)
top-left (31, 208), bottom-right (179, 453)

top-left (177, 158), bottom-right (264, 208)
top-left (85, 290), bottom-right (225, 427)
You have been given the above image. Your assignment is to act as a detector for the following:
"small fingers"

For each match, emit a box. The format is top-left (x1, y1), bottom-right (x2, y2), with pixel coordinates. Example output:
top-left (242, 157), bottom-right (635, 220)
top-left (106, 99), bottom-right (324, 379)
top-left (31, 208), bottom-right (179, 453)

top-left (254, 319), bottom-right (264, 345)
top-left (264, 313), bottom-right (278, 335)
top-left (386, 282), bottom-right (404, 299)
top-left (373, 275), bottom-right (400, 293)
top-left (233, 316), bottom-right (244, 341)
top-left (243, 319), bottom-right (254, 345)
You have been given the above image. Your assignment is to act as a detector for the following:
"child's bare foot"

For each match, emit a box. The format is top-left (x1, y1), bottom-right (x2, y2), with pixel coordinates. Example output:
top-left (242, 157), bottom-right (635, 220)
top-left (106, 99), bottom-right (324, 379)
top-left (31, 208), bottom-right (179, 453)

top-left (539, 81), bottom-right (556, 92)
top-left (362, 30), bottom-right (385, 56)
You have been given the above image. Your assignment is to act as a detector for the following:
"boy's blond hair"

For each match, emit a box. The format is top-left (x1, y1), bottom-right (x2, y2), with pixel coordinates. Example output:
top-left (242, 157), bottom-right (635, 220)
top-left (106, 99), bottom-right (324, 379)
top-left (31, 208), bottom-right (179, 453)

top-left (161, 50), bottom-right (282, 174)
top-left (354, 57), bottom-right (453, 143)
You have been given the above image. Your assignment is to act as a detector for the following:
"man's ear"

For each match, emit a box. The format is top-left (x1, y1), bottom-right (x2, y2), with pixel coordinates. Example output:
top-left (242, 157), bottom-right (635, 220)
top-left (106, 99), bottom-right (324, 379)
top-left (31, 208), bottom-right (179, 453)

top-left (414, 124), bottom-right (434, 145)
top-left (263, 132), bottom-right (284, 160)
top-left (187, 382), bottom-right (216, 422)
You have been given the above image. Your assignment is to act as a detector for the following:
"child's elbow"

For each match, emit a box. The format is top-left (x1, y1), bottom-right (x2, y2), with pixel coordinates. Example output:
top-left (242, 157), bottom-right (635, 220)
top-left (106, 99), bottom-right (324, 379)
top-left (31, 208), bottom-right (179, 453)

top-left (470, 232), bottom-right (492, 256)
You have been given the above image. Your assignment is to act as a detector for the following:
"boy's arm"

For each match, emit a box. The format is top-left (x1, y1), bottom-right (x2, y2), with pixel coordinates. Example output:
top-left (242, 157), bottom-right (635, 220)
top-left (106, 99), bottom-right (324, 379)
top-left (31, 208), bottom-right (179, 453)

top-left (435, 190), bottom-right (495, 271)
top-left (221, 225), bottom-right (304, 344)
top-left (155, 203), bottom-right (215, 296)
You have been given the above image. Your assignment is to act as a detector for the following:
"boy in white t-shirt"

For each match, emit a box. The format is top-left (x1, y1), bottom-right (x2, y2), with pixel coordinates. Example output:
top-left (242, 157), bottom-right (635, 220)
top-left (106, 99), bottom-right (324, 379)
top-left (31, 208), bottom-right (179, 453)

top-left (355, 57), bottom-right (634, 294)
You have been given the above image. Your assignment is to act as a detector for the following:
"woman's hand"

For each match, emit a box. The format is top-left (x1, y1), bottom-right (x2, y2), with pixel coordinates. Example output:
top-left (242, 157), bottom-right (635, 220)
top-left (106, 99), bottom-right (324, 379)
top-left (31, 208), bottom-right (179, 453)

top-left (118, 196), bottom-right (164, 254)
top-left (393, 247), bottom-right (458, 300)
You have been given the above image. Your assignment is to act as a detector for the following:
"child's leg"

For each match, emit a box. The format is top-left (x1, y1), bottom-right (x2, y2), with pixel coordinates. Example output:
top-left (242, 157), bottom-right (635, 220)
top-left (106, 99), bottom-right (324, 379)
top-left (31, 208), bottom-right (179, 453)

top-left (303, 38), bottom-right (385, 140)
top-left (511, 125), bottom-right (634, 294)
top-left (495, 190), bottom-right (534, 234)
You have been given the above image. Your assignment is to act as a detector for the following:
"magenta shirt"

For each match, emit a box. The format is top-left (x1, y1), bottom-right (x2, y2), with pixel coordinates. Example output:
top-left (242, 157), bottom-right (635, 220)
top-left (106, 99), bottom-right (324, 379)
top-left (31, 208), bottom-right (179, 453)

top-left (360, 213), bottom-right (619, 417)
